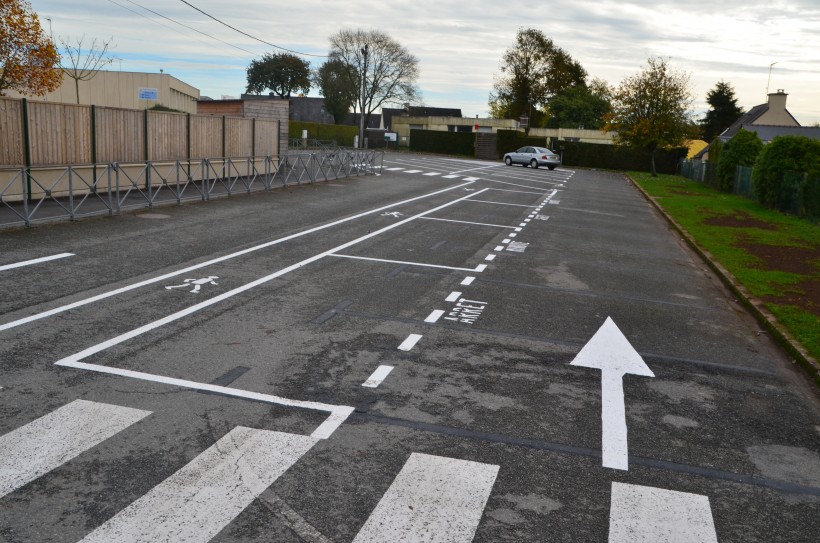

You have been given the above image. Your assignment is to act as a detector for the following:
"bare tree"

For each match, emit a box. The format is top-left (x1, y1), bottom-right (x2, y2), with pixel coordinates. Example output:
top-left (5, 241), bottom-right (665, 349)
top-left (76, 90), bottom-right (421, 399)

top-left (58, 35), bottom-right (115, 104)
top-left (328, 29), bottom-right (420, 145)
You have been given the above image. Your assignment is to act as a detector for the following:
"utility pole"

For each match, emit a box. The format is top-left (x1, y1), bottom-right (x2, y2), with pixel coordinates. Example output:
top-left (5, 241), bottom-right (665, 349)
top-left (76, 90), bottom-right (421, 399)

top-left (358, 44), bottom-right (369, 149)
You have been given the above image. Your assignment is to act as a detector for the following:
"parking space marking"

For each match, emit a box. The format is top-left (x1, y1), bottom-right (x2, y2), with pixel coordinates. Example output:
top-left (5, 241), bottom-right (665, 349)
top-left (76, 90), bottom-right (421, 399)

top-left (461, 277), bottom-right (475, 286)
top-left (352, 453), bottom-right (498, 543)
top-left (494, 245), bottom-right (505, 251)
top-left (1, 181), bottom-right (478, 333)
top-left (420, 217), bottom-right (516, 229)
top-left (0, 400), bottom-right (151, 498)
top-left (331, 254), bottom-right (488, 273)
top-left (445, 291), bottom-right (462, 302)
top-left (362, 365), bottom-right (395, 388)
top-left (403, 170), bottom-right (423, 173)
top-left (424, 310), bottom-right (445, 323)
top-left (398, 334), bottom-right (423, 351)
top-left (609, 483), bottom-right (718, 543)
top-left (466, 199), bottom-right (536, 208)
top-left (81, 427), bottom-right (318, 543)
top-left (475, 264), bottom-right (488, 272)
top-left (485, 254), bottom-right (496, 262)
top-left (423, 172), bottom-right (442, 176)
top-left (0, 252), bottom-right (75, 272)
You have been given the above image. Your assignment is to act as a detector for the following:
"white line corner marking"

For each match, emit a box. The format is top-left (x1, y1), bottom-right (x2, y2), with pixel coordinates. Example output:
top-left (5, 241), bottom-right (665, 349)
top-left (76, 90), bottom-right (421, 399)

top-left (570, 317), bottom-right (654, 471)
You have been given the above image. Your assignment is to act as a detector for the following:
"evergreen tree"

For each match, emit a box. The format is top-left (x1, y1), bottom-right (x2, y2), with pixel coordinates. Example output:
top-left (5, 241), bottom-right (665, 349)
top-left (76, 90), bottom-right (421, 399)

top-left (700, 81), bottom-right (743, 142)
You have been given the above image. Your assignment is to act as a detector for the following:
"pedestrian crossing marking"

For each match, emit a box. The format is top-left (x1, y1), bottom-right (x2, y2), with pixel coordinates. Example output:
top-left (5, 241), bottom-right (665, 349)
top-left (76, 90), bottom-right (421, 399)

top-left (80, 427), bottom-right (317, 543)
top-left (0, 399), bottom-right (151, 498)
top-left (353, 453), bottom-right (499, 543)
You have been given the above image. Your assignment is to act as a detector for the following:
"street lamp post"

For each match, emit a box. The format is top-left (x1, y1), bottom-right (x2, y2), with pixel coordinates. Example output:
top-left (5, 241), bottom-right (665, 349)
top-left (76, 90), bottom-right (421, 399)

top-left (358, 44), bottom-right (369, 149)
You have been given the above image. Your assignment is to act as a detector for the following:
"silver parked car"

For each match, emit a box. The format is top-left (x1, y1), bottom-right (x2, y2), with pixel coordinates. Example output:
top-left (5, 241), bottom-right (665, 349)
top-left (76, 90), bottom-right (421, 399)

top-left (503, 146), bottom-right (561, 170)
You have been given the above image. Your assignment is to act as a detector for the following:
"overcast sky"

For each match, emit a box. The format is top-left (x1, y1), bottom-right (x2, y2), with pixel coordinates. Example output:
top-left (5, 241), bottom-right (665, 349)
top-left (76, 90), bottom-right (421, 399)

top-left (30, 0), bottom-right (820, 125)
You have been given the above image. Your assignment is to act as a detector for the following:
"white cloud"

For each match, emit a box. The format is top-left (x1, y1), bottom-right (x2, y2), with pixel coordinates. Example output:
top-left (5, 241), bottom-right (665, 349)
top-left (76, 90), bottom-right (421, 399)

top-left (29, 0), bottom-right (820, 123)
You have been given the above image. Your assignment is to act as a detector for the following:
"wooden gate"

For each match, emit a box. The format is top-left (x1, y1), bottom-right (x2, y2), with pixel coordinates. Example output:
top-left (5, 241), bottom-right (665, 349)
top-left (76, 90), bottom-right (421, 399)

top-left (475, 133), bottom-right (498, 161)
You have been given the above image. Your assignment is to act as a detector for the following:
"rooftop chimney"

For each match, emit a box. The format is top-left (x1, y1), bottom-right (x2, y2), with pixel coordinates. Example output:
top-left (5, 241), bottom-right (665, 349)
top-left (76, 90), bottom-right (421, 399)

top-left (767, 89), bottom-right (788, 112)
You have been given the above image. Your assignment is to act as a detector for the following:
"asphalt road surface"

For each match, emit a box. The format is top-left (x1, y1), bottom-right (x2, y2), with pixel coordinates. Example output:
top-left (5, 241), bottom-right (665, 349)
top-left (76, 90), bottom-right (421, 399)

top-left (1, 153), bottom-right (818, 542)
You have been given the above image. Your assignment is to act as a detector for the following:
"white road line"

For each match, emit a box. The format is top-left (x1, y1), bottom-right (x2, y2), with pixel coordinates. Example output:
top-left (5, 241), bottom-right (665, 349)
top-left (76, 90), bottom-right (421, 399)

top-left (403, 169), bottom-right (423, 173)
top-left (362, 365), bottom-right (394, 388)
top-left (445, 291), bottom-right (462, 302)
top-left (331, 254), bottom-right (487, 272)
top-left (487, 188), bottom-right (542, 195)
top-left (55, 360), bottom-right (354, 439)
top-left (80, 427), bottom-right (317, 543)
top-left (515, 227), bottom-right (522, 232)
top-left (352, 453), bottom-right (499, 543)
top-left (385, 167), bottom-right (405, 171)
top-left (609, 483), bottom-right (718, 543)
top-left (485, 254), bottom-right (496, 261)
top-left (0, 181), bottom-right (478, 333)
top-left (398, 334), bottom-right (423, 351)
top-left (420, 217), bottom-right (516, 229)
top-left (509, 233), bottom-right (517, 238)
top-left (423, 172), bottom-right (442, 176)
top-left (466, 199), bottom-right (536, 208)
top-left (494, 245), bottom-right (504, 251)
top-left (463, 177), bottom-right (480, 181)
top-left (0, 253), bottom-right (75, 271)
top-left (519, 222), bottom-right (527, 227)
top-left (442, 174), bottom-right (461, 179)
top-left (549, 200), bottom-right (561, 204)
top-left (0, 400), bottom-right (151, 498)
top-left (502, 239), bottom-right (511, 244)
top-left (475, 264), bottom-right (488, 272)
top-left (461, 277), bottom-right (475, 286)
top-left (424, 310), bottom-right (445, 323)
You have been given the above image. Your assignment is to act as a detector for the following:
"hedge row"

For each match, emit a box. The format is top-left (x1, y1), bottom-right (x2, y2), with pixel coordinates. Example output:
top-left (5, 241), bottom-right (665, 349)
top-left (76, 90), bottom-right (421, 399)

top-left (409, 129), bottom-right (476, 156)
top-left (496, 130), bottom-right (548, 157)
top-left (560, 142), bottom-right (687, 174)
top-left (289, 121), bottom-right (359, 147)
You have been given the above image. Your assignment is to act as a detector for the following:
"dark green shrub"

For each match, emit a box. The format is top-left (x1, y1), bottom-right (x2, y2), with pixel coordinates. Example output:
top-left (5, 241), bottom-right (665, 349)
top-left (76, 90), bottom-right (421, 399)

top-left (716, 130), bottom-right (763, 192)
top-left (560, 141), bottom-right (686, 173)
top-left (496, 130), bottom-right (548, 159)
top-left (752, 135), bottom-right (820, 209)
top-left (409, 129), bottom-right (475, 156)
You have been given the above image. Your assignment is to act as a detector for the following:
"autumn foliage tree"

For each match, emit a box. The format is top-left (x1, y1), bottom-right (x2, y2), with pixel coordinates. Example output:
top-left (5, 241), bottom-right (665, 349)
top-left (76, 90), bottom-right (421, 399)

top-left (605, 57), bottom-right (695, 176)
top-left (0, 0), bottom-right (61, 96)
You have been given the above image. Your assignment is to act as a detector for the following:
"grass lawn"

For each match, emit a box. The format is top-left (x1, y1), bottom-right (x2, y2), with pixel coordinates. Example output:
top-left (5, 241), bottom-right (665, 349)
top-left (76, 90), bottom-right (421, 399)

top-left (628, 172), bottom-right (820, 369)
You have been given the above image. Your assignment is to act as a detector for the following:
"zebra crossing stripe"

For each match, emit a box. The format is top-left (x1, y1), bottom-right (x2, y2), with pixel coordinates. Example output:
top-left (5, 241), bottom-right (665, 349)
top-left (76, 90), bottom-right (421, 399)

top-left (609, 482), bottom-right (718, 543)
top-left (0, 400), bottom-right (151, 498)
top-left (80, 427), bottom-right (317, 543)
top-left (353, 453), bottom-right (499, 543)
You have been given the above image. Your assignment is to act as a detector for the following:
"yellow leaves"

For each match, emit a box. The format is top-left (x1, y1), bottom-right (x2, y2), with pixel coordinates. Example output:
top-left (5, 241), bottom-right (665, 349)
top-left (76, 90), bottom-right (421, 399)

top-left (0, 0), bottom-right (61, 96)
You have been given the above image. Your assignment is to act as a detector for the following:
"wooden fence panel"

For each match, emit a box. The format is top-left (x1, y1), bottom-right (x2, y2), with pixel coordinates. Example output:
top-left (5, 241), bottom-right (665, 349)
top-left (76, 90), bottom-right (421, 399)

top-left (189, 115), bottom-right (222, 159)
top-left (96, 107), bottom-right (144, 164)
top-left (225, 117), bottom-right (252, 157)
top-left (255, 119), bottom-right (279, 156)
top-left (149, 111), bottom-right (187, 161)
top-left (28, 102), bottom-right (92, 166)
top-left (0, 98), bottom-right (25, 166)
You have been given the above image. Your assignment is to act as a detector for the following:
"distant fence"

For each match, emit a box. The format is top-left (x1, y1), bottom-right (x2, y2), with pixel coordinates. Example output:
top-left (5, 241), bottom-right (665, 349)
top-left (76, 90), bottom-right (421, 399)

top-left (0, 96), bottom-right (281, 169)
top-left (0, 148), bottom-right (384, 228)
top-left (680, 159), bottom-right (820, 220)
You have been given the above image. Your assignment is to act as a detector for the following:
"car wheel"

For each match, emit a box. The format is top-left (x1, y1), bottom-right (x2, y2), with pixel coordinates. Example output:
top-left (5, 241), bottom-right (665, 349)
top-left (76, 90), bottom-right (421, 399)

top-left (548, 165), bottom-right (556, 170)
top-left (504, 156), bottom-right (512, 166)
top-left (530, 159), bottom-right (539, 169)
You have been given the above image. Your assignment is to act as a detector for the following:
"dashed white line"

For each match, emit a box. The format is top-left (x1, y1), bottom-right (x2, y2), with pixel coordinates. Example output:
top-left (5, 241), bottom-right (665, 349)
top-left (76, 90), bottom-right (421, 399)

top-left (502, 239), bottom-right (511, 244)
top-left (424, 310), bottom-right (445, 323)
top-left (475, 264), bottom-right (488, 272)
top-left (445, 291), bottom-right (462, 302)
top-left (423, 172), bottom-right (442, 176)
top-left (494, 246), bottom-right (504, 251)
top-left (461, 277), bottom-right (475, 286)
top-left (485, 254), bottom-right (496, 261)
top-left (398, 334), bottom-right (423, 351)
top-left (362, 365), bottom-right (395, 388)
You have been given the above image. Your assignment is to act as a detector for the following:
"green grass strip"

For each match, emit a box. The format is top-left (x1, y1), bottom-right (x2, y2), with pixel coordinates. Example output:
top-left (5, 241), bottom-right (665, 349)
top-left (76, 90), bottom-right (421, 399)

top-left (629, 172), bottom-right (820, 384)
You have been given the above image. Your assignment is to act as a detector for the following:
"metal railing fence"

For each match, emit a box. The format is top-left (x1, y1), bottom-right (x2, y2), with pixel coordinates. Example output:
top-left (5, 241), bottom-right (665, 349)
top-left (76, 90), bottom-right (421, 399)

top-left (1, 147), bottom-right (384, 228)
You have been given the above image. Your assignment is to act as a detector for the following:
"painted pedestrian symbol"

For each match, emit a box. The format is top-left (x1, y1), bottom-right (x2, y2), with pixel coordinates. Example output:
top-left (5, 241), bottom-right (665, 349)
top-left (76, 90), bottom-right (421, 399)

top-left (165, 276), bottom-right (219, 294)
top-left (381, 211), bottom-right (403, 218)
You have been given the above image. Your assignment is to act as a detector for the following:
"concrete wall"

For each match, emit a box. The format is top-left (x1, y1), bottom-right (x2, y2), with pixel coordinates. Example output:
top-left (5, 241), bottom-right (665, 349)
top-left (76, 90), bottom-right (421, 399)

top-left (530, 127), bottom-right (616, 145)
top-left (6, 71), bottom-right (200, 114)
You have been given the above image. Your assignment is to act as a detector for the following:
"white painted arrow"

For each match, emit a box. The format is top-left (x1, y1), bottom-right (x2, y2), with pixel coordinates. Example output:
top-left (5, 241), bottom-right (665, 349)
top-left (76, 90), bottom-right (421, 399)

top-left (571, 317), bottom-right (654, 470)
